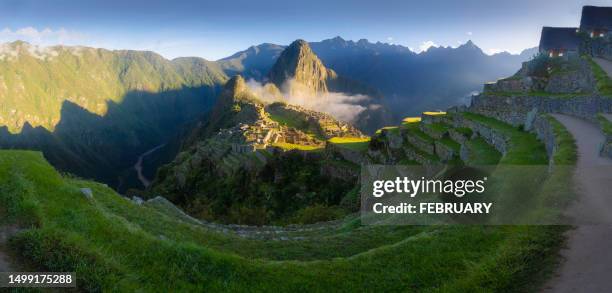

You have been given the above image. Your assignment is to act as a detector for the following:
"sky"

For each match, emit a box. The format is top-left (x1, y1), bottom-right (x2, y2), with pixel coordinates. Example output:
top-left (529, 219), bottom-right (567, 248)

top-left (0, 0), bottom-right (610, 60)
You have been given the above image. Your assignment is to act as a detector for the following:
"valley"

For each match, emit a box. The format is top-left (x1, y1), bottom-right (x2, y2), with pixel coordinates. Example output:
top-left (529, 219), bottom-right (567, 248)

top-left (1, 4), bottom-right (612, 290)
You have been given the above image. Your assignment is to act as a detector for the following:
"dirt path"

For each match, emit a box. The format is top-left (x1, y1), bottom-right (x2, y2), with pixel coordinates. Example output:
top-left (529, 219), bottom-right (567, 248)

top-left (594, 57), bottom-right (612, 79)
top-left (0, 225), bottom-right (22, 272)
top-left (543, 114), bottom-right (612, 292)
top-left (134, 144), bottom-right (165, 188)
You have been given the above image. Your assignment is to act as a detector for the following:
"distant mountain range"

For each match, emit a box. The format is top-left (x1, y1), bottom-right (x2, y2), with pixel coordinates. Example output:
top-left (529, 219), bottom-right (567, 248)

top-left (0, 37), bottom-right (536, 191)
top-left (219, 37), bottom-right (538, 119)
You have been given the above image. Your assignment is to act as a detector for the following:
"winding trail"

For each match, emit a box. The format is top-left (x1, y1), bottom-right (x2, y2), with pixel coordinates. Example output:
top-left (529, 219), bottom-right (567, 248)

top-left (543, 114), bottom-right (612, 292)
top-left (134, 144), bottom-right (165, 188)
top-left (0, 225), bottom-right (22, 272)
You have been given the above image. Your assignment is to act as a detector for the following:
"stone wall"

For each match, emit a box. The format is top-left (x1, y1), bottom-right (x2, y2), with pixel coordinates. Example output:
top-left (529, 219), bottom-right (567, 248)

top-left (544, 60), bottom-right (597, 93)
top-left (448, 129), bottom-right (469, 144)
top-left (602, 135), bottom-right (612, 159)
top-left (325, 143), bottom-right (365, 165)
top-left (420, 124), bottom-right (445, 140)
top-left (434, 141), bottom-right (455, 162)
top-left (532, 115), bottom-right (557, 161)
top-left (470, 94), bottom-right (612, 127)
top-left (451, 114), bottom-right (510, 155)
top-left (484, 56), bottom-right (596, 94)
top-left (404, 134), bottom-right (434, 155)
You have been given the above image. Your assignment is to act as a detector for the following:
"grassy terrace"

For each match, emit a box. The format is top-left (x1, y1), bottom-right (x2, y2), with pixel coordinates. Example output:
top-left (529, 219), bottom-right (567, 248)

top-left (0, 113), bottom-right (577, 291)
top-left (402, 122), bottom-right (435, 143)
top-left (439, 137), bottom-right (461, 153)
top-left (461, 112), bottom-right (548, 164)
top-left (587, 57), bottom-right (612, 96)
top-left (271, 142), bottom-right (323, 151)
top-left (597, 113), bottom-right (612, 136)
top-left (454, 127), bottom-right (473, 137)
top-left (328, 137), bottom-right (371, 152)
top-left (464, 137), bottom-right (502, 165)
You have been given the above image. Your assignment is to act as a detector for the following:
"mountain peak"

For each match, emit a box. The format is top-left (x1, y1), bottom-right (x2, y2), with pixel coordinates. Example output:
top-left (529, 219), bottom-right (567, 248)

top-left (456, 40), bottom-right (483, 54)
top-left (224, 75), bottom-right (247, 94)
top-left (267, 39), bottom-right (333, 94)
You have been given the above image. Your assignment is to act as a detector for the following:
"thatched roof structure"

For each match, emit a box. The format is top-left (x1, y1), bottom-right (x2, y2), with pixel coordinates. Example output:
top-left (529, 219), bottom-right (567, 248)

top-left (580, 6), bottom-right (612, 31)
top-left (538, 27), bottom-right (580, 52)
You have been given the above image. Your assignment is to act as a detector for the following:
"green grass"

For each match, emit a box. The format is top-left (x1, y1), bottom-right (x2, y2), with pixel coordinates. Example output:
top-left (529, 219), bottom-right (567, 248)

top-left (403, 122), bottom-right (435, 143)
top-left (0, 149), bottom-right (565, 291)
top-left (439, 137), bottom-right (461, 153)
top-left (597, 113), bottom-right (612, 136)
top-left (462, 112), bottom-right (548, 164)
top-left (271, 142), bottom-right (323, 151)
top-left (454, 127), bottom-right (474, 137)
top-left (0, 111), bottom-right (577, 291)
top-left (464, 137), bottom-right (502, 165)
top-left (328, 137), bottom-right (371, 152)
top-left (586, 56), bottom-right (612, 96)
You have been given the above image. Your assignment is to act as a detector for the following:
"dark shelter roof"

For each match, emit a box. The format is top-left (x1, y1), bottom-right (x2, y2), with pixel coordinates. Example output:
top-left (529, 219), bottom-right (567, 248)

top-left (580, 6), bottom-right (612, 31)
top-left (539, 27), bottom-right (580, 52)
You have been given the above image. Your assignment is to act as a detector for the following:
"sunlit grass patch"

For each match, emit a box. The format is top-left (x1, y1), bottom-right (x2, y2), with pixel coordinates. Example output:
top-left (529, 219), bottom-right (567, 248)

top-left (271, 142), bottom-right (323, 151)
top-left (423, 111), bottom-right (447, 116)
top-left (328, 136), bottom-right (371, 151)
top-left (402, 117), bottom-right (421, 124)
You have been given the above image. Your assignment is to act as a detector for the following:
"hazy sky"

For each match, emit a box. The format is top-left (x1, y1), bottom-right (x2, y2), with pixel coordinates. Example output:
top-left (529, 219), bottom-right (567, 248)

top-left (0, 0), bottom-right (610, 60)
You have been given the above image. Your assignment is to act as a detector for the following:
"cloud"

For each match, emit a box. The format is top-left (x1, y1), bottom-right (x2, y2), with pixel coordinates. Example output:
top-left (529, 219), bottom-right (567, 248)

top-left (466, 31), bottom-right (473, 36)
top-left (485, 48), bottom-right (505, 55)
top-left (415, 40), bottom-right (438, 53)
top-left (0, 27), bottom-right (85, 45)
top-left (246, 79), bottom-right (370, 123)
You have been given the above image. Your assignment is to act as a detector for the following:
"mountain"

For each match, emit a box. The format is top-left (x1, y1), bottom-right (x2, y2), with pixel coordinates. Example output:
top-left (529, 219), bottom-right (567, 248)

top-left (217, 37), bottom-right (537, 120)
top-left (151, 75), bottom-right (364, 224)
top-left (0, 41), bottom-right (228, 190)
top-left (217, 43), bottom-right (285, 80)
top-left (268, 39), bottom-right (336, 94)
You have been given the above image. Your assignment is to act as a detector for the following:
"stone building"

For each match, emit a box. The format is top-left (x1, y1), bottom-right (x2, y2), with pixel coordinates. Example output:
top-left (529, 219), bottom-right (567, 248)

top-left (538, 27), bottom-right (580, 58)
top-left (580, 6), bottom-right (612, 38)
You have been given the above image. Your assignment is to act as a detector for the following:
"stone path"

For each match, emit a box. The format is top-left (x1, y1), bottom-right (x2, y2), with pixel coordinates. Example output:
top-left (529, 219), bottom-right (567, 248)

top-left (593, 57), bottom-right (612, 79)
top-left (543, 114), bottom-right (612, 292)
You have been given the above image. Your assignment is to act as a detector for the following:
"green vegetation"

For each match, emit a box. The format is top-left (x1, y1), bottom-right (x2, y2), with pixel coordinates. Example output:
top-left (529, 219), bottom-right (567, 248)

top-left (548, 115), bottom-right (578, 165)
top-left (1, 120), bottom-right (572, 291)
top-left (597, 113), bottom-right (612, 136)
top-left (271, 142), bottom-right (323, 151)
top-left (439, 137), bottom-right (461, 153)
top-left (464, 137), bottom-right (502, 165)
top-left (462, 112), bottom-right (548, 164)
top-left (154, 150), bottom-right (352, 225)
top-left (455, 127), bottom-right (474, 137)
top-left (587, 56), bottom-right (612, 96)
top-left (328, 137), bottom-right (371, 151)
top-left (402, 122), bottom-right (435, 143)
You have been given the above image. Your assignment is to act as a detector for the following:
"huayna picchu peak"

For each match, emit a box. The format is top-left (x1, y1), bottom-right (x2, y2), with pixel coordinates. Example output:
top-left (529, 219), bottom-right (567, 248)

top-left (267, 39), bottom-right (337, 94)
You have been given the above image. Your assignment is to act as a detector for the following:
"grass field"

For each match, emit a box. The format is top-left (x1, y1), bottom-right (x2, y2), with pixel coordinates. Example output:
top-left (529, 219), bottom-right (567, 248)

top-left (328, 137), bottom-right (371, 151)
top-left (271, 142), bottom-right (324, 151)
top-left (0, 113), bottom-right (577, 291)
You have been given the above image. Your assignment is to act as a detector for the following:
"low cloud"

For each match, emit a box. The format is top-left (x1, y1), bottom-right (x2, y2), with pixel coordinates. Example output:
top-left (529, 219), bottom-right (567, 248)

top-left (0, 27), bottom-right (84, 45)
top-left (246, 79), bottom-right (369, 123)
top-left (485, 48), bottom-right (504, 55)
top-left (415, 40), bottom-right (438, 53)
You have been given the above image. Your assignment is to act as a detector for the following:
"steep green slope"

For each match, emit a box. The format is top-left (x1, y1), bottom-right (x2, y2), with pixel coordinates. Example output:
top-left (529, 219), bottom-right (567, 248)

top-left (151, 76), bottom-right (364, 224)
top-left (0, 110), bottom-right (574, 291)
top-left (0, 41), bottom-right (228, 190)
